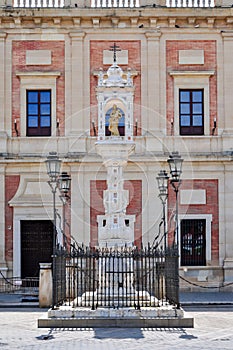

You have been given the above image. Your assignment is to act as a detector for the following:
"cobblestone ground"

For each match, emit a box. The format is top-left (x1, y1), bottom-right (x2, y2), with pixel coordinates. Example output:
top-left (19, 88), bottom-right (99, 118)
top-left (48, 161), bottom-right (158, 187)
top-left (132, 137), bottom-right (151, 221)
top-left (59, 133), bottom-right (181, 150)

top-left (0, 307), bottom-right (233, 349)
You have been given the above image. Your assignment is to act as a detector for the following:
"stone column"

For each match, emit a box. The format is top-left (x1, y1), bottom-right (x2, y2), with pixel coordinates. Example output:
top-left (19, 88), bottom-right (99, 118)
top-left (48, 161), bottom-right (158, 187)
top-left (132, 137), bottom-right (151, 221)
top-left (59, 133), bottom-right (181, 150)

top-left (0, 34), bottom-right (7, 153)
top-left (145, 32), bottom-right (161, 135)
top-left (223, 164), bottom-right (233, 284)
top-left (0, 34), bottom-right (6, 130)
top-left (222, 34), bottom-right (233, 134)
top-left (0, 166), bottom-right (7, 274)
top-left (69, 32), bottom-right (85, 135)
top-left (96, 142), bottom-right (135, 247)
top-left (39, 263), bottom-right (52, 308)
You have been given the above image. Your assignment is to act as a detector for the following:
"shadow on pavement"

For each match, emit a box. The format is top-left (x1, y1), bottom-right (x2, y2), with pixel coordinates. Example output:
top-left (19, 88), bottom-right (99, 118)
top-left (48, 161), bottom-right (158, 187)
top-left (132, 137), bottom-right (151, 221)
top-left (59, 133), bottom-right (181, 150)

top-left (94, 328), bottom-right (145, 339)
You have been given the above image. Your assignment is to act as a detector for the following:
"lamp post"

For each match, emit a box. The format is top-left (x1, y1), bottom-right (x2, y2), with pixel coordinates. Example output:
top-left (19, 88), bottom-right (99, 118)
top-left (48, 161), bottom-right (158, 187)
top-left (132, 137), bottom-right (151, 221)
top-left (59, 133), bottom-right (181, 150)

top-left (46, 152), bottom-right (71, 308)
top-left (156, 170), bottom-right (169, 250)
top-left (46, 152), bottom-right (61, 308)
top-left (167, 151), bottom-right (183, 249)
top-left (58, 172), bottom-right (71, 247)
top-left (45, 152), bottom-right (62, 251)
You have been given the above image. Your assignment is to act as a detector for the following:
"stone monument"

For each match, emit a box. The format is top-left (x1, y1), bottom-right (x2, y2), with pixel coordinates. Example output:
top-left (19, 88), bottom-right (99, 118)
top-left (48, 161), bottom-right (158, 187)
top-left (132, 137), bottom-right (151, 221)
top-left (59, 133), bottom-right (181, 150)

top-left (95, 44), bottom-right (136, 248)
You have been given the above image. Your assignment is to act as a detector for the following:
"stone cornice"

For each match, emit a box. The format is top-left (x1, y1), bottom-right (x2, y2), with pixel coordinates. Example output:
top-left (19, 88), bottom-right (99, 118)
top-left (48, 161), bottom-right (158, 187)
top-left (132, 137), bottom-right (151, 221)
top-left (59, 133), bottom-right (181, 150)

top-left (1, 8), bottom-right (233, 30)
top-left (15, 71), bottom-right (61, 78)
top-left (169, 70), bottom-right (215, 77)
top-left (93, 69), bottom-right (138, 77)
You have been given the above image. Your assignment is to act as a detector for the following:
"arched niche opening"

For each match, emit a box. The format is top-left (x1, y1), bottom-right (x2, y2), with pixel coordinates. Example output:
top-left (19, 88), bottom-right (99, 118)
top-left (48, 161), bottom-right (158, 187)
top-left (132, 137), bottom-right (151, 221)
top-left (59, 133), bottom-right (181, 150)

top-left (105, 106), bottom-right (125, 136)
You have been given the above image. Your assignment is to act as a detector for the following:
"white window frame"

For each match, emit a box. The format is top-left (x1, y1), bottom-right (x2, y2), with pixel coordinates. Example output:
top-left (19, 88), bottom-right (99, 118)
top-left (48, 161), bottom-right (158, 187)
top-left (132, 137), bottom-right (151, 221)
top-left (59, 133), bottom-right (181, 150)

top-left (15, 71), bottom-right (60, 137)
top-left (169, 71), bottom-right (215, 136)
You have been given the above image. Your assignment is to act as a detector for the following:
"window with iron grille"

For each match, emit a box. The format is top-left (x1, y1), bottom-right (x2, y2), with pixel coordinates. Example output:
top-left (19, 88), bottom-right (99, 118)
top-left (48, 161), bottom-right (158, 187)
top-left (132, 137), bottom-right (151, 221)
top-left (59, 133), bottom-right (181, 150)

top-left (181, 219), bottom-right (206, 266)
top-left (27, 90), bottom-right (51, 137)
top-left (179, 89), bottom-right (204, 136)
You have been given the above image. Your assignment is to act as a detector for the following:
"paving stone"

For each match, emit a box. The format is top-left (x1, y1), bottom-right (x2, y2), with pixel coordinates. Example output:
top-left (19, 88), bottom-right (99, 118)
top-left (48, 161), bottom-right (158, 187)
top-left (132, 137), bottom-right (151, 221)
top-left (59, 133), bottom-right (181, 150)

top-left (1, 306), bottom-right (233, 349)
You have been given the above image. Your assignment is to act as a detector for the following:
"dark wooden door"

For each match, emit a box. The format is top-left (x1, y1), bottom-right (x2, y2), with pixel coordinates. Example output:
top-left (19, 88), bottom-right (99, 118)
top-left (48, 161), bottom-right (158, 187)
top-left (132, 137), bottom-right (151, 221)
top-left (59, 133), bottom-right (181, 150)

top-left (21, 220), bottom-right (53, 278)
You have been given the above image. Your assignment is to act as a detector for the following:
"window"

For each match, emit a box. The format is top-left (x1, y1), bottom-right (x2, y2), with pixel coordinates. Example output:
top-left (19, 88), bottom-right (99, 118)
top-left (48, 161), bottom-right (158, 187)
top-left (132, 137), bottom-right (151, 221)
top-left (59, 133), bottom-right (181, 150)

top-left (27, 90), bottom-right (51, 137)
top-left (179, 89), bottom-right (204, 135)
top-left (170, 70), bottom-right (214, 136)
top-left (181, 219), bottom-right (206, 266)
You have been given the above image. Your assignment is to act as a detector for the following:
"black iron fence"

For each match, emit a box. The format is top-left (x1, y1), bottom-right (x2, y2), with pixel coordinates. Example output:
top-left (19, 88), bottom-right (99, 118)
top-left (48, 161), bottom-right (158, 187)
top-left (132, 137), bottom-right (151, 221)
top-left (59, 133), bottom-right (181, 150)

top-left (53, 244), bottom-right (179, 309)
top-left (0, 271), bottom-right (39, 295)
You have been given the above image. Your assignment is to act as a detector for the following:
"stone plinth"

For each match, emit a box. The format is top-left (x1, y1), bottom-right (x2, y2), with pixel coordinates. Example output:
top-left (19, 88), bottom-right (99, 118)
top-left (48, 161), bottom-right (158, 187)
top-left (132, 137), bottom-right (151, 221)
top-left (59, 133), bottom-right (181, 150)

top-left (224, 259), bottom-right (233, 284)
top-left (39, 263), bottom-right (52, 308)
top-left (38, 305), bottom-right (194, 328)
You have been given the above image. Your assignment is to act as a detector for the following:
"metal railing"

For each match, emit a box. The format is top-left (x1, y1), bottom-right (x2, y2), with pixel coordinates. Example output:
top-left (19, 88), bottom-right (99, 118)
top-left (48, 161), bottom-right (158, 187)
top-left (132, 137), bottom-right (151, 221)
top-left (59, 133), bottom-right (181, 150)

top-left (11, 0), bottom-right (215, 8)
top-left (13, 0), bottom-right (64, 7)
top-left (91, 0), bottom-right (140, 7)
top-left (53, 243), bottom-right (179, 309)
top-left (0, 272), bottom-right (39, 295)
top-left (166, 0), bottom-right (215, 7)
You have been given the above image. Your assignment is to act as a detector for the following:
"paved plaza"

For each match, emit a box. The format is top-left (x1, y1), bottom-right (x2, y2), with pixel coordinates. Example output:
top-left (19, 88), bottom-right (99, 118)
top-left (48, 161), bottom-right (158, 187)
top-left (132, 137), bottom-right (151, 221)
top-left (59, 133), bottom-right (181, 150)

top-left (0, 305), bottom-right (233, 350)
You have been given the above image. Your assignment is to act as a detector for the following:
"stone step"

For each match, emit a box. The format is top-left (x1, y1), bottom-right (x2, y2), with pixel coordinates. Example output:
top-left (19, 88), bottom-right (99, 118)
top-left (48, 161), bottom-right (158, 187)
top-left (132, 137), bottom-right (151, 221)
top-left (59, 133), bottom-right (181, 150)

top-left (38, 315), bottom-right (194, 328)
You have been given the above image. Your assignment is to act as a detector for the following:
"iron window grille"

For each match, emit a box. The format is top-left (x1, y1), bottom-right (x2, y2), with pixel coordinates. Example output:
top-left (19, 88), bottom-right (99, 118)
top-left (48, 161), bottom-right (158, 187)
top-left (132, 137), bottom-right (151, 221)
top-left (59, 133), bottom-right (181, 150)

top-left (180, 219), bottom-right (206, 266)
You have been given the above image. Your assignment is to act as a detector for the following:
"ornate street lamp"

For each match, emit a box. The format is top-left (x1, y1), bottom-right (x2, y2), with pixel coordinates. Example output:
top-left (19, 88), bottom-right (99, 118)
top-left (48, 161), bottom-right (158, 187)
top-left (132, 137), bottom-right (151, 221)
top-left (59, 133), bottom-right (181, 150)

top-left (58, 171), bottom-right (71, 197)
top-left (156, 170), bottom-right (169, 249)
top-left (45, 152), bottom-right (62, 183)
top-left (58, 172), bottom-right (71, 247)
top-left (167, 151), bottom-right (183, 183)
top-left (167, 151), bottom-right (183, 248)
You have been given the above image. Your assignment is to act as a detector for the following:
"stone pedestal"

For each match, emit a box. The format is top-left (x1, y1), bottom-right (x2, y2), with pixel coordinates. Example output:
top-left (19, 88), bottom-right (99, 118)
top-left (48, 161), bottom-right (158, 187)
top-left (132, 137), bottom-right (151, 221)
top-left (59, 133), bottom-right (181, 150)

top-left (39, 263), bottom-right (52, 308)
top-left (223, 259), bottom-right (233, 285)
top-left (97, 214), bottom-right (135, 247)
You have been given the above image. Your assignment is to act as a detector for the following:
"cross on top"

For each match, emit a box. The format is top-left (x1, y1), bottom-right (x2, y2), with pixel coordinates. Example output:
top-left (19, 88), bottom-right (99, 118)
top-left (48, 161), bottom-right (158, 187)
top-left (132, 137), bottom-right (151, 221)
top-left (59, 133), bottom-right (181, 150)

top-left (109, 43), bottom-right (121, 63)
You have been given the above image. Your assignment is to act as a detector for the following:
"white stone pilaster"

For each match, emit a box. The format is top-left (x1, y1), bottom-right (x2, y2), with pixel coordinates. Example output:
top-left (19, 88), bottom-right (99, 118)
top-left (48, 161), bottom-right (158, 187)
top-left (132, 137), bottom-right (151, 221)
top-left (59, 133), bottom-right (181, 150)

top-left (0, 34), bottom-right (6, 132)
top-left (223, 163), bottom-right (233, 283)
top-left (69, 32), bottom-right (85, 135)
top-left (145, 32), bottom-right (161, 134)
top-left (222, 34), bottom-right (233, 132)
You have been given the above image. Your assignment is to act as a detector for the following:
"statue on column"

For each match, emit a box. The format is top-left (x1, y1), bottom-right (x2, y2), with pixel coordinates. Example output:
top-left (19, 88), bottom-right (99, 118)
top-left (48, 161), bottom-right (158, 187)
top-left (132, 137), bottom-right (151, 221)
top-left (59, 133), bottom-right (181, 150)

top-left (108, 104), bottom-right (122, 136)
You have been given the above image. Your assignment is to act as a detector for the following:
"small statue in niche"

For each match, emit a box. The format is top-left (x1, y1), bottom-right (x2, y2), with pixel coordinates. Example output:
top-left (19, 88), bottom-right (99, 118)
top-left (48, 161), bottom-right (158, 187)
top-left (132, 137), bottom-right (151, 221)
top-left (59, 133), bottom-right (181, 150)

top-left (108, 104), bottom-right (122, 136)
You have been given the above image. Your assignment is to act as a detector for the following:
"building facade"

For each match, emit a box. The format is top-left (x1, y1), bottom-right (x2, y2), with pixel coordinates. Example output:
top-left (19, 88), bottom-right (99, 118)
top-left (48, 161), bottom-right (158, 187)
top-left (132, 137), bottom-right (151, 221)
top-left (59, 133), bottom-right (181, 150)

top-left (0, 0), bottom-right (233, 291)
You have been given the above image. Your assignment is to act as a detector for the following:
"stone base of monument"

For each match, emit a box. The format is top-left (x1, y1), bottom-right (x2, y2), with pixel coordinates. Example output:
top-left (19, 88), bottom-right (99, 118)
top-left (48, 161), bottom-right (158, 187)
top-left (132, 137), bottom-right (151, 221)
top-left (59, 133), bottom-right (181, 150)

top-left (38, 303), bottom-right (194, 328)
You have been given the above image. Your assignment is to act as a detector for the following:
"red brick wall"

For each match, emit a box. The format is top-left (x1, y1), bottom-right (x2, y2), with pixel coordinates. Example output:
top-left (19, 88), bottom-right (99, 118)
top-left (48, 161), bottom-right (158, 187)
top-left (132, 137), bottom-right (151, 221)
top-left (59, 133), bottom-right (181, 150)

top-left (168, 179), bottom-right (219, 264)
top-left (90, 180), bottom-right (107, 246)
top-left (166, 41), bottom-right (217, 135)
top-left (90, 180), bottom-right (142, 247)
top-left (90, 41), bottom-right (141, 136)
top-left (12, 41), bottom-right (65, 136)
top-left (5, 175), bottom-right (20, 262)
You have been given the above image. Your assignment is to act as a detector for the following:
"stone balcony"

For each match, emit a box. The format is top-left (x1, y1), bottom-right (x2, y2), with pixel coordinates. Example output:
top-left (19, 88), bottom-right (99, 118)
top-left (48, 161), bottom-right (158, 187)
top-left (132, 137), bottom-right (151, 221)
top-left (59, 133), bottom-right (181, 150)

top-left (5, 0), bottom-right (221, 8)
